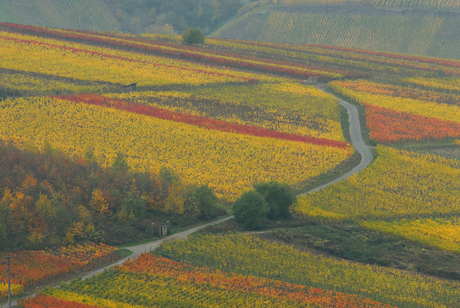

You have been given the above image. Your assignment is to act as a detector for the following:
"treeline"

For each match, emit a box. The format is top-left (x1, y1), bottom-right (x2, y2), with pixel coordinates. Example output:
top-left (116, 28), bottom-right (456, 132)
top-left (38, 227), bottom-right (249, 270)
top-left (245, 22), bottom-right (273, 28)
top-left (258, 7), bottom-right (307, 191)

top-left (0, 141), bottom-right (225, 251)
top-left (103, 0), bottom-right (243, 35)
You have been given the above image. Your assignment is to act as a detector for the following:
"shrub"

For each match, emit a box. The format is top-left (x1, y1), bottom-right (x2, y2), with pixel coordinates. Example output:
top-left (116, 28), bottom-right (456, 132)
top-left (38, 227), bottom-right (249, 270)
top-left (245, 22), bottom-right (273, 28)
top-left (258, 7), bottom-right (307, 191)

top-left (182, 27), bottom-right (205, 45)
top-left (233, 190), bottom-right (267, 229)
top-left (193, 185), bottom-right (219, 219)
top-left (254, 181), bottom-right (296, 220)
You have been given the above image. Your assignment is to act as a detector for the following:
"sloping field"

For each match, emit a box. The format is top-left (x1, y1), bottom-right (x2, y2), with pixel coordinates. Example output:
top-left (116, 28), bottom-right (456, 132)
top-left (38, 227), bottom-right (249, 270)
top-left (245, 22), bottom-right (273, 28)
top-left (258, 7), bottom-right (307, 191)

top-left (155, 233), bottom-right (460, 307)
top-left (294, 146), bottom-right (460, 220)
top-left (258, 11), bottom-right (460, 59)
top-left (328, 79), bottom-right (460, 143)
top-left (215, 3), bottom-right (460, 59)
top-left (0, 0), bottom-right (120, 32)
top-left (278, 0), bottom-right (460, 10)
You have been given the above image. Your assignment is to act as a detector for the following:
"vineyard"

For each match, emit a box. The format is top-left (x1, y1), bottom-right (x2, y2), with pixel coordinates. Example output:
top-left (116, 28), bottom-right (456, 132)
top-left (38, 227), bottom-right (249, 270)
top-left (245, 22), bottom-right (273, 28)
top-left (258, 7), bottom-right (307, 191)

top-left (328, 80), bottom-right (460, 143)
top-left (20, 253), bottom-right (394, 308)
top-left (359, 218), bottom-right (460, 254)
top-left (0, 94), bottom-right (351, 201)
top-left (257, 11), bottom-right (460, 60)
top-left (278, 0), bottom-right (460, 9)
top-left (0, 244), bottom-right (118, 300)
top-left (1, 18), bottom-right (460, 308)
top-left (294, 146), bottom-right (460, 220)
top-left (154, 233), bottom-right (460, 307)
top-left (0, 0), bottom-right (120, 32)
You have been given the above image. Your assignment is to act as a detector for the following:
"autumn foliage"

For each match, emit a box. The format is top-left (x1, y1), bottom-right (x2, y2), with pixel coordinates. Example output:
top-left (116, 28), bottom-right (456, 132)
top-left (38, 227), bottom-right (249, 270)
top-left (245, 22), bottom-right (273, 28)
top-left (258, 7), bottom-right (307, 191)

top-left (21, 253), bottom-right (395, 308)
top-left (0, 243), bottom-right (117, 300)
top-left (55, 93), bottom-right (350, 149)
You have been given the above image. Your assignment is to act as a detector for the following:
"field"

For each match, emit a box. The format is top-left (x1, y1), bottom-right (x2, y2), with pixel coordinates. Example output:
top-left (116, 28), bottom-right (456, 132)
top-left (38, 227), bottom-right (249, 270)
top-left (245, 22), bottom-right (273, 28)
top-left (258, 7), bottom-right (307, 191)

top-left (0, 93), bottom-right (351, 201)
top-left (0, 0), bottom-right (120, 32)
top-left (328, 80), bottom-right (460, 143)
top-left (278, 0), bottom-right (460, 9)
top-left (21, 253), bottom-right (394, 308)
top-left (359, 218), bottom-right (460, 254)
top-left (0, 244), bottom-right (118, 300)
top-left (153, 233), bottom-right (460, 307)
top-left (215, 2), bottom-right (460, 60)
top-left (1, 18), bottom-right (460, 308)
top-left (294, 146), bottom-right (460, 220)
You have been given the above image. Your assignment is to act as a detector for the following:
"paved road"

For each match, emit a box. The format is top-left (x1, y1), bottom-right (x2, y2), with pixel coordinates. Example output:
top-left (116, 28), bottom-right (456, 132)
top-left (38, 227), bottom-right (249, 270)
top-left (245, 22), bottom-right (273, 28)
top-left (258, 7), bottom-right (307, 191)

top-left (301, 94), bottom-right (374, 194)
top-left (1, 91), bottom-right (373, 307)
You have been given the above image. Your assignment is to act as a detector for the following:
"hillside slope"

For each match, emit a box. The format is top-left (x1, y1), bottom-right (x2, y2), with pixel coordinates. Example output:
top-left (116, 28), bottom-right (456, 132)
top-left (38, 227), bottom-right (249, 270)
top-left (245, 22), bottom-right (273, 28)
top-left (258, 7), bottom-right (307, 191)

top-left (0, 0), bottom-right (121, 32)
top-left (213, 2), bottom-right (460, 60)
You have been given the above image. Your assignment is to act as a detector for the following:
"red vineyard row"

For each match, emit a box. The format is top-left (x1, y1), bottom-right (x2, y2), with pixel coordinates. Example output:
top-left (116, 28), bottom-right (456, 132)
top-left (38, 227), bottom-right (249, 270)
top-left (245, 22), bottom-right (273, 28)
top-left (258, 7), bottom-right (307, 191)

top-left (365, 104), bottom-right (460, 143)
top-left (0, 22), bottom-right (359, 81)
top-left (0, 35), bottom-right (258, 84)
top-left (55, 93), bottom-right (351, 150)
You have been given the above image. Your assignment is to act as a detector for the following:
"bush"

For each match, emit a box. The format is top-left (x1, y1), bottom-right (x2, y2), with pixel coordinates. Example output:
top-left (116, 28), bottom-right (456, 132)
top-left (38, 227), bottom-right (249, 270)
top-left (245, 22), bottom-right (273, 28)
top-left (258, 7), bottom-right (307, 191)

top-left (182, 27), bottom-right (205, 45)
top-left (193, 185), bottom-right (219, 219)
top-left (233, 190), bottom-right (267, 229)
top-left (254, 181), bottom-right (296, 220)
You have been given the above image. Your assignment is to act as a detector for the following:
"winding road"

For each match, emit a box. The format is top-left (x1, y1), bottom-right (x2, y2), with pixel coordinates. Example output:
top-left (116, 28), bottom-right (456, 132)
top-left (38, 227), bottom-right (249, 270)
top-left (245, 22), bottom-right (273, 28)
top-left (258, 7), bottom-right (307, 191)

top-left (1, 91), bottom-right (374, 308)
top-left (301, 93), bottom-right (374, 194)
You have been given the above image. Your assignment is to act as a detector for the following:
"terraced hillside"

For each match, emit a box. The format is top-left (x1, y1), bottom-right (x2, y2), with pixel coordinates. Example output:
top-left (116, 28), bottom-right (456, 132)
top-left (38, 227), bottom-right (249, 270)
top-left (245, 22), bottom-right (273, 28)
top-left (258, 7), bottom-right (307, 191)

top-left (0, 0), bottom-right (120, 32)
top-left (213, 0), bottom-right (460, 59)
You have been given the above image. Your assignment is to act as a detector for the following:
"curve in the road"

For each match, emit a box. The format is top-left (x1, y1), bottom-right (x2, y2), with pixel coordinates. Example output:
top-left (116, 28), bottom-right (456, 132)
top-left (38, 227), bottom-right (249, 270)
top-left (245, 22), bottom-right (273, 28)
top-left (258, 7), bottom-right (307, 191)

top-left (1, 92), bottom-right (374, 308)
top-left (301, 93), bottom-right (374, 194)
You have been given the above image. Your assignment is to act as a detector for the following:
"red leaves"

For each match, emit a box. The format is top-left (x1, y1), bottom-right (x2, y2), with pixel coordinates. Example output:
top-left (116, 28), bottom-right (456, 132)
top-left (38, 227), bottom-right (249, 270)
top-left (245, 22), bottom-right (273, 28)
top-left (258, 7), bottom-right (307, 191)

top-left (303, 43), bottom-right (460, 69)
top-left (0, 34), bottom-right (258, 84)
top-left (365, 104), bottom-right (460, 143)
top-left (0, 22), bottom-right (342, 81)
top-left (20, 294), bottom-right (100, 308)
top-left (54, 93), bottom-right (350, 150)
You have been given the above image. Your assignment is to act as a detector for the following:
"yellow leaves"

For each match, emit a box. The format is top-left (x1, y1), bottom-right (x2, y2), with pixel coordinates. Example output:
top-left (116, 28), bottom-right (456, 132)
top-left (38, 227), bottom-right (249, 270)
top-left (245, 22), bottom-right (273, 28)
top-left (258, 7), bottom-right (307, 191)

top-left (35, 194), bottom-right (55, 220)
top-left (0, 96), bottom-right (351, 200)
top-left (330, 81), bottom-right (460, 124)
top-left (402, 77), bottom-right (460, 92)
top-left (164, 182), bottom-right (185, 214)
top-left (359, 218), bottom-right (460, 254)
top-left (158, 233), bottom-right (460, 307)
top-left (0, 30), bottom-right (259, 88)
top-left (90, 189), bottom-right (111, 216)
top-left (294, 145), bottom-right (460, 220)
top-left (0, 283), bottom-right (24, 299)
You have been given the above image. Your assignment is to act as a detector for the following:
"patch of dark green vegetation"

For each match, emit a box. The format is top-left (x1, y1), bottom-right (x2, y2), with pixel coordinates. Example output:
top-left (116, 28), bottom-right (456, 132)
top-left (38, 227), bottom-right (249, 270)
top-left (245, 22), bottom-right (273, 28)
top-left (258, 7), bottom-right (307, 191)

top-left (392, 142), bottom-right (460, 160)
top-left (116, 248), bottom-right (134, 258)
top-left (259, 224), bottom-right (460, 281)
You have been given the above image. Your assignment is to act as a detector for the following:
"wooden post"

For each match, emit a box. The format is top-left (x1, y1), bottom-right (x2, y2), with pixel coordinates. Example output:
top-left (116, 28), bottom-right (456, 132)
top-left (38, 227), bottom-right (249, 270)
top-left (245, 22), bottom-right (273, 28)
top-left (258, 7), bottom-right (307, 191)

top-left (1, 255), bottom-right (16, 308)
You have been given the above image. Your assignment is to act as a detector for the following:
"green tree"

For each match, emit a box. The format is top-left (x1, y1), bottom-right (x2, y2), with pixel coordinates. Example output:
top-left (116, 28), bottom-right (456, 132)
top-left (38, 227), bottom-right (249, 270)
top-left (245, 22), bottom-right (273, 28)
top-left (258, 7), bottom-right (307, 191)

top-left (182, 27), bottom-right (205, 45)
top-left (254, 181), bottom-right (296, 220)
top-left (233, 190), bottom-right (267, 229)
top-left (192, 185), bottom-right (219, 219)
top-left (122, 190), bottom-right (146, 220)
top-left (112, 152), bottom-right (130, 172)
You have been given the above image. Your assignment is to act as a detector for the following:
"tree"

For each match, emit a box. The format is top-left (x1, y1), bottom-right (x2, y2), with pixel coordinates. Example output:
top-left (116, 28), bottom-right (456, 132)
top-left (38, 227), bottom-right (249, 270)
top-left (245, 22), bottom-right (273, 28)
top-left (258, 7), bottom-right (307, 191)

top-left (192, 185), bottom-right (219, 219)
top-left (122, 190), bottom-right (146, 220)
top-left (182, 27), bottom-right (205, 45)
top-left (254, 181), bottom-right (296, 220)
top-left (90, 189), bottom-right (111, 216)
top-left (233, 190), bottom-right (267, 229)
top-left (112, 152), bottom-right (130, 172)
